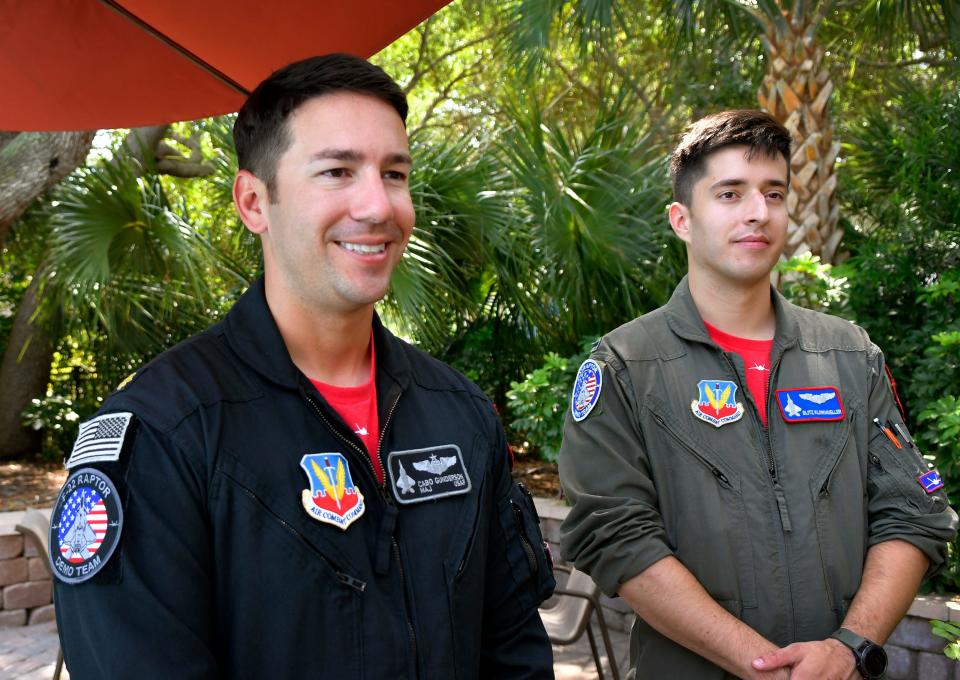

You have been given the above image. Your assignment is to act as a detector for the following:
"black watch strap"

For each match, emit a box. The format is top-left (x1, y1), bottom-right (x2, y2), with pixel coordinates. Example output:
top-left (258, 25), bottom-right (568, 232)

top-left (831, 627), bottom-right (868, 651)
top-left (830, 628), bottom-right (886, 679)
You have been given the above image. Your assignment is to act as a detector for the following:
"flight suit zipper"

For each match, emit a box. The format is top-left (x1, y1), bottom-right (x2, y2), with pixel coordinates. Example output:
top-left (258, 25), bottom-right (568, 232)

top-left (720, 348), bottom-right (796, 640)
top-left (304, 389), bottom-right (419, 675)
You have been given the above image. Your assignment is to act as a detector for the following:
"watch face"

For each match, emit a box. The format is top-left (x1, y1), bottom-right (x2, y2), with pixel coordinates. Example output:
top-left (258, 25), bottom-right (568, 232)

top-left (862, 645), bottom-right (887, 677)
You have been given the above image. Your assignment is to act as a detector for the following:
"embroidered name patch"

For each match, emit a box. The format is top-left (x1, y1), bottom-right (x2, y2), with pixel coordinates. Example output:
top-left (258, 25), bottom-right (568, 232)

top-left (65, 412), bottom-right (133, 469)
top-left (691, 379), bottom-right (744, 428)
top-left (918, 469), bottom-right (945, 494)
top-left (571, 359), bottom-right (602, 422)
top-left (387, 445), bottom-right (471, 505)
top-left (300, 453), bottom-right (365, 530)
top-left (776, 386), bottom-right (845, 423)
top-left (49, 468), bottom-right (124, 584)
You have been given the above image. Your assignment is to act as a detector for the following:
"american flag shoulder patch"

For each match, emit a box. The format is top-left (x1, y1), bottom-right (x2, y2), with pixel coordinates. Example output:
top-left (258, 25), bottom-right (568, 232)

top-left (571, 359), bottom-right (603, 422)
top-left (65, 412), bottom-right (134, 469)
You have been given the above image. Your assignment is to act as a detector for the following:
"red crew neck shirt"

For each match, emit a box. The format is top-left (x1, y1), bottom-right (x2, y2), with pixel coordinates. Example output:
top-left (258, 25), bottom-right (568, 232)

top-left (704, 322), bottom-right (774, 426)
top-left (310, 334), bottom-right (382, 483)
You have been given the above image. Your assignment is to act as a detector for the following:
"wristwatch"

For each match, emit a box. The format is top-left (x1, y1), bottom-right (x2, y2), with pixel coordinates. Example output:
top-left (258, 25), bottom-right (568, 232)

top-left (830, 628), bottom-right (887, 679)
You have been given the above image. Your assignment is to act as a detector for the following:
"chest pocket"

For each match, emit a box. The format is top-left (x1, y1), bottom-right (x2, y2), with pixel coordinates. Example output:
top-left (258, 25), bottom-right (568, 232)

top-left (644, 400), bottom-right (758, 612)
top-left (210, 452), bottom-right (367, 678)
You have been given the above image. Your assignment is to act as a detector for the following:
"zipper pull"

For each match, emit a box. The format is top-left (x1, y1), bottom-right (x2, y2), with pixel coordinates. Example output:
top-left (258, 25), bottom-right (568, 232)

top-left (773, 482), bottom-right (792, 533)
top-left (375, 503), bottom-right (398, 576)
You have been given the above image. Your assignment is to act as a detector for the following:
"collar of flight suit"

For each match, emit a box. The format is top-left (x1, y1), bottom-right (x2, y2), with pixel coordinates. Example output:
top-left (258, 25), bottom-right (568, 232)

top-left (222, 277), bottom-right (413, 394)
top-left (662, 275), bottom-right (802, 355)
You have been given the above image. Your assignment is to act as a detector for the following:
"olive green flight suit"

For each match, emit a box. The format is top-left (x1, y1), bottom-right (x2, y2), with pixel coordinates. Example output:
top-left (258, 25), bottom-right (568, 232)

top-left (559, 277), bottom-right (957, 679)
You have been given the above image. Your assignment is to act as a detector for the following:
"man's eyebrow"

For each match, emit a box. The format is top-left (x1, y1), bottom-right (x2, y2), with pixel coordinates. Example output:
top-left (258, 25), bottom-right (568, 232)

top-left (308, 149), bottom-right (413, 165)
top-left (709, 178), bottom-right (787, 190)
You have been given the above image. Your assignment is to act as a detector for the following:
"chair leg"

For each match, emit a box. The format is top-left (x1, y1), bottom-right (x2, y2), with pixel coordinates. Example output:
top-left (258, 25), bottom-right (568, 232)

top-left (53, 647), bottom-right (63, 680)
top-left (592, 606), bottom-right (621, 680)
top-left (586, 622), bottom-right (606, 680)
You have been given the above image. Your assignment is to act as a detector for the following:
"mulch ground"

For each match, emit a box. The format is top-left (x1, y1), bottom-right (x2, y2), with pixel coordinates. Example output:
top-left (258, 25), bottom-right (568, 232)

top-left (0, 461), bottom-right (68, 512)
top-left (0, 455), bottom-right (561, 512)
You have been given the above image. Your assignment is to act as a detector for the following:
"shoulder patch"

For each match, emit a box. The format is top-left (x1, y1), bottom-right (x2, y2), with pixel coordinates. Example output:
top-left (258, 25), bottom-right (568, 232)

top-left (571, 359), bottom-right (603, 422)
top-left (65, 412), bottom-right (133, 469)
top-left (49, 468), bottom-right (124, 584)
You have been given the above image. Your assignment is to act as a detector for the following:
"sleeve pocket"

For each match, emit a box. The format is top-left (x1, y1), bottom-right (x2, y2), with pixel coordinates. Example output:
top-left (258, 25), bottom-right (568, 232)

top-left (498, 482), bottom-right (556, 608)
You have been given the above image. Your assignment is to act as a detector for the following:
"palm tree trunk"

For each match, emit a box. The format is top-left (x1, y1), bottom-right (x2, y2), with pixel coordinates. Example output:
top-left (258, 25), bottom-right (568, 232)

top-left (0, 271), bottom-right (53, 459)
top-left (0, 131), bottom-right (95, 250)
top-left (758, 14), bottom-right (843, 264)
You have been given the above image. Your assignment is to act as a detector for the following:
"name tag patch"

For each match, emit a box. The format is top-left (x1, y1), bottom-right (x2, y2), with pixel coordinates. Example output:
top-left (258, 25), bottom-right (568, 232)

top-left (776, 386), bottom-right (845, 423)
top-left (918, 469), bottom-right (945, 494)
top-left (65, 412), bottom-right (133, 469)
top-left (49, 468), bottom-right (124, 584)
top-left (387, 445), bottom-right (471, 505)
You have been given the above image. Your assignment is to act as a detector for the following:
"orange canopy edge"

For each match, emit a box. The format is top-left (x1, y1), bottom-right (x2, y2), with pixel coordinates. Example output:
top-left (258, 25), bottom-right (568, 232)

top-left (0, 0), bottom-right (452, 131)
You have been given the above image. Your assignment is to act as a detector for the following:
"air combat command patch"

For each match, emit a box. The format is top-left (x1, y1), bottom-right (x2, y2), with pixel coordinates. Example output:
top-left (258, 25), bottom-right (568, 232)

top-left (691, 379), bottom-right (744, 428)
top-left (571, 359), bottom-right (602, 422)
top-left (49, 467), bottom-right (124, 584)
top-left (300, 453), bottom-right (365, 530)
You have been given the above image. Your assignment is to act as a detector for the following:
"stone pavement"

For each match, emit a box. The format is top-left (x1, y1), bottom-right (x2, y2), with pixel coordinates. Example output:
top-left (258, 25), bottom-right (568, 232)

top-left (0, 618), bottom-right (629, 680)
top-left (0, 621), bottom-right (64, 680)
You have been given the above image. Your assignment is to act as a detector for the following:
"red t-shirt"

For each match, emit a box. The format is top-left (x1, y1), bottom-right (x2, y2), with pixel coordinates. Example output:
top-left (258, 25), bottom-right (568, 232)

top-left (705, 322), bottom-right (774, 426)
top-left (310, 337), bottom-right (382, 483)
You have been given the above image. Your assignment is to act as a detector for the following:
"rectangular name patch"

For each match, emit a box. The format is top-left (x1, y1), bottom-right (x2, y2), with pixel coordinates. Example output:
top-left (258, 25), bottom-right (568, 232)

top-left (775, 387), bottom-right (845, 423)
top-left (65, 412), bottom-right (133, 469)
top-left (387, 445), bottom-right (471, 505)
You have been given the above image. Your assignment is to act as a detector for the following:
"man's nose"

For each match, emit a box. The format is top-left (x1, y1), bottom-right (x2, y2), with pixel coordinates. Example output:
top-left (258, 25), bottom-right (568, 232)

top-left (744, 189), bottom-right (769, 223)
top-left (351, 172), bottom-right (393, 224)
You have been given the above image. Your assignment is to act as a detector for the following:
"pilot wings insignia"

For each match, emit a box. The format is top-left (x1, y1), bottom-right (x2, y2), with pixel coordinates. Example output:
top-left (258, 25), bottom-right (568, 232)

top-left (413, 454), bottom-right (456, 476)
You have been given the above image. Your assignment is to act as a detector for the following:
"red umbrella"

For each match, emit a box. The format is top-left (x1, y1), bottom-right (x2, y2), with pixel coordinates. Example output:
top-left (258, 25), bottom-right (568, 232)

top-left (0, 0), bottom-right (451, 131)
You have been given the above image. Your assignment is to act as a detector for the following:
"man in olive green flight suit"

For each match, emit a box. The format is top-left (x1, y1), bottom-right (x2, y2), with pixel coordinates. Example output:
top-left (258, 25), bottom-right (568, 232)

top-left (559, 109), bottom-right (957, 680)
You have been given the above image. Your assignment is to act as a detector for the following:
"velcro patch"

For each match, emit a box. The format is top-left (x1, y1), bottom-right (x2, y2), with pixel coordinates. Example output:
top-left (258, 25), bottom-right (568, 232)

top-left (571, 359), bottom-right (602, 422)
top-left (65, 412), bottom-right (133, 469)
top-left (776, 387), bottom-right (845, 423)
top-left (49, 468), bottom-right (124, 584)
top-left (918, 469), bottom-right (945, 494)
top-left (387, 445), bottom-right (471, 505)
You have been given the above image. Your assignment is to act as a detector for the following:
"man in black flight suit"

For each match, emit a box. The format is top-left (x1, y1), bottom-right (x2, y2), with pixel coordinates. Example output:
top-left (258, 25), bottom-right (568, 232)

top-left (50, 53), bottom-right (555, 679)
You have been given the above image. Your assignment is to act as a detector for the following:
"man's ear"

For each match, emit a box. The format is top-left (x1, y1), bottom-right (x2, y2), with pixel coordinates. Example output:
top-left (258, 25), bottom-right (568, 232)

top-left (668, 202), bottom-right (692, 244)
top-left (234, 170), bottom-right (271, 235)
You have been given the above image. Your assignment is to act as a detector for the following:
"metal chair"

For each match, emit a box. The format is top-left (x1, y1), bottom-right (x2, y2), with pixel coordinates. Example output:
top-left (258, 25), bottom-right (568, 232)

top-left (540, 564), bottom-right (621, 680)
top-left (15, 508), bottom-right (64, 680)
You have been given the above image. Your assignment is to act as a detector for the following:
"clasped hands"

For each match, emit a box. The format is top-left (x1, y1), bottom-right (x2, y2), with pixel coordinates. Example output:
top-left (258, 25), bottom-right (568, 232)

top-left (749, 638), bottom-right (858, 680)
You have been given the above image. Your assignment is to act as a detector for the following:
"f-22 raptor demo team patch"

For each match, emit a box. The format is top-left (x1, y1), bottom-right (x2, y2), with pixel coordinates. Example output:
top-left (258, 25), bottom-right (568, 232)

top-left (49, 468), bottom-right (124, 584)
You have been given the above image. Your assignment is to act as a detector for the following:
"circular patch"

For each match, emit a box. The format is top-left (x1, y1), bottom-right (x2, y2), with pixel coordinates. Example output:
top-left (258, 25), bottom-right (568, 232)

top-left (48, 467), bottom-right (123, 584)
top-left (571, 359), bottom-right (603, 422)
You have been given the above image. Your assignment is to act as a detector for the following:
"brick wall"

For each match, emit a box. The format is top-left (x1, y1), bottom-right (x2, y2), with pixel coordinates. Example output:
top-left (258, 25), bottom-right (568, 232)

top-left (535, 496), bottom-right (960, 680)
top-left (0, 530), bottom-right (54, 629)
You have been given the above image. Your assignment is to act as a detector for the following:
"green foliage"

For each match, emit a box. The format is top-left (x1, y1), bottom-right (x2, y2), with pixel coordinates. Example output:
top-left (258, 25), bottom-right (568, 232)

top-left (930, 619), bottom-right (960, 660)
top-left (507, 342), bottom-right (591, 462)
top-left (776, 253), bottom-right (849, 313)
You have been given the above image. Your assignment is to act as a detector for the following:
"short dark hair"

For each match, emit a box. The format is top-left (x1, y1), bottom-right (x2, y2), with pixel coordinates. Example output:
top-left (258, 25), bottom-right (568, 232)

top-left (670, 110), bottom-right (791, 206)
top-left (233, 53), bottom-right (408, 195)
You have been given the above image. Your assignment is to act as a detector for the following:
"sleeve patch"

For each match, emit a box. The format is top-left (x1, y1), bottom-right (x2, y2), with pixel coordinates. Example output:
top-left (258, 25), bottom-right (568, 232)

top-left (49, 468), bottom-right (124, 584)
top-left (65, 412), bottom-right (133, 469)
top-left (571, 359), bottom-right (603, 422)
